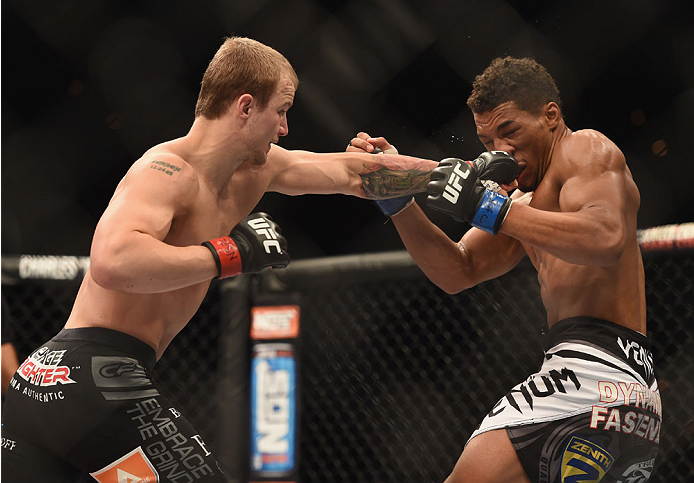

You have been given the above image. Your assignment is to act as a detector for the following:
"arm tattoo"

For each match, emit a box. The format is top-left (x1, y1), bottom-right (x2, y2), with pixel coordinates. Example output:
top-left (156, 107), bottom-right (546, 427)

top-left (359, 154), bottom-right (436, 199)
top-left (149, 160), bottom-right (182, 176)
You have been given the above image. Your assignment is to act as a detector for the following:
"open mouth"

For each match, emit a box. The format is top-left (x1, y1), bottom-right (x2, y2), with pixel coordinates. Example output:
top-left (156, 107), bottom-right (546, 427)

top-left (516, 164), bottom-right (527, 183)
top-left (511, 165), bottom-right (530, 190)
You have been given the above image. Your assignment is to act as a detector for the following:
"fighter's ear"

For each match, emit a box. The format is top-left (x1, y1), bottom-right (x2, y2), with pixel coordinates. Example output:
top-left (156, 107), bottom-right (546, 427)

top-left (236, 94), bottom-right (254, 119)
top-left (545, 102), bottom-right (561, 131)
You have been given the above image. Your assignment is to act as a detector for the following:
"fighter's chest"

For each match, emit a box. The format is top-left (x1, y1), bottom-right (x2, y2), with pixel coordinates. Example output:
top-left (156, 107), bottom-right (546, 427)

top-left (528, 175), bottom-right (562, 212)
top-left (520, 176), bottom-right (563, 268)
top-left (167, 172), bottom-right (268, 245)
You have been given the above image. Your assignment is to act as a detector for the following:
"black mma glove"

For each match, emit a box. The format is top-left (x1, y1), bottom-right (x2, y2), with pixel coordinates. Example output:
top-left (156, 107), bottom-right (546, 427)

top-left (203, 212), bottom-right (290, 279)
top-left (370, 145), bottom-right (415, 217)
top-left (426, 151), bottom-right (520, 235)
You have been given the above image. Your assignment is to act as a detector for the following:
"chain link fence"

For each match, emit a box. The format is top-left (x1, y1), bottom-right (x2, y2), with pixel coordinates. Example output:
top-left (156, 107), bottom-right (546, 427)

top-left (264, 250), bottom-right (693, 483)
top-left (2, 240), bottom-right (693, 482)
top-left (274, 255), bottom-right (546, 483)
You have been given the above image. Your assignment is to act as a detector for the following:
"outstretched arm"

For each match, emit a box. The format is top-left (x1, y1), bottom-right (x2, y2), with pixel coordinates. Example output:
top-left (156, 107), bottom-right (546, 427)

top-left (89, 155), bottom-right (218, 293)
top-left (345, 132), bottom-right (526, 293)
top-left (266, 144), bottom-right (438, 199)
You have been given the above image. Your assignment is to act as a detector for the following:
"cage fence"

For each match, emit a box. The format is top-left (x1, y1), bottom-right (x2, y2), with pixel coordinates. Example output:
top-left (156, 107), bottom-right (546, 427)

top-left (1, 223), bottom-right (693, 482)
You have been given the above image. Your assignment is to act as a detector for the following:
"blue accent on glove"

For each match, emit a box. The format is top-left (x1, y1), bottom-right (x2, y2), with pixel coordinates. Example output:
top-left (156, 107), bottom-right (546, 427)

top-left (471, 189), bottom-right (509, 234)
top-left (375, 196), bottom-right (414, 216)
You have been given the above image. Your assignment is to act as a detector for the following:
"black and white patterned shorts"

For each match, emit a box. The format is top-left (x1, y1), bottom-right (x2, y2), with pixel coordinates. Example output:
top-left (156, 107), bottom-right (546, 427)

top-left (469, 317), bottom-right (661, 483)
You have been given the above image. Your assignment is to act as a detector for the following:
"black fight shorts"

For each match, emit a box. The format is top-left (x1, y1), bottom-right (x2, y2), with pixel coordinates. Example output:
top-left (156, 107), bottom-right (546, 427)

top-left (469, 317), bottom-right (661, 482)
top-left (1, 327), bottom-right (227, 482)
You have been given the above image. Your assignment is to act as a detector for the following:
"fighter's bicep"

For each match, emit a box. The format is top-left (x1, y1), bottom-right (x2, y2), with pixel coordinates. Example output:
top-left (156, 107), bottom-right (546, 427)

top-left (267, 147), bottom-right (358, 196)
top-left (560, 169), bottom-right (628, 224)
top-left (271, 162), bottom-right (352, 195)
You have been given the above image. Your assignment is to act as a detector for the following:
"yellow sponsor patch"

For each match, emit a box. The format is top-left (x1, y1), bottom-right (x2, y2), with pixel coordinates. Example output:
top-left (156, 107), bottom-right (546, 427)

top-left (561, 435), bottom-right (614, 482)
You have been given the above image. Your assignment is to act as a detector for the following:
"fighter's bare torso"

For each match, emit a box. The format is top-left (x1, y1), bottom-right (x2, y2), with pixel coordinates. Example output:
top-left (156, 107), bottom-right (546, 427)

top-left (65, 142), bottom-right (275, 359)
top-left (517, 129), bottom-right (646, 333)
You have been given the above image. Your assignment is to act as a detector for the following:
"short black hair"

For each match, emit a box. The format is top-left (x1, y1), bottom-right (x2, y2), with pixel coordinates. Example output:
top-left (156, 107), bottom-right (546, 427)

top-left (467, 57), bottom-right (562, 115)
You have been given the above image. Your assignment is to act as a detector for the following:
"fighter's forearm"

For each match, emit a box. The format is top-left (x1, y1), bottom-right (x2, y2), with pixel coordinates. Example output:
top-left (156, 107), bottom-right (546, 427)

top-left (90, 232), bottom-right (218, 293)
top-left (393, 202), bottom-right (526, 292)
top-left (357, 154), bottom-right (437, 199)
top-left (390, 203), bottom-right (478, 293)
top-left (267, 147), bottom-right (437, 198)
top-left (501, 203), bottom-right (627, 265)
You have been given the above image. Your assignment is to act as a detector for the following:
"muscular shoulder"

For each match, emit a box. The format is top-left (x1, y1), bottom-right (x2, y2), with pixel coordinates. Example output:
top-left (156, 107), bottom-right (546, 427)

top-left (132, 152), bottom-right (197, 187)
top-left (553, 129), bottom-right (626, 180)
top-left (116, 152), bottom-right (201, 208)
top-left (225, 145), bottom-right (291, 194)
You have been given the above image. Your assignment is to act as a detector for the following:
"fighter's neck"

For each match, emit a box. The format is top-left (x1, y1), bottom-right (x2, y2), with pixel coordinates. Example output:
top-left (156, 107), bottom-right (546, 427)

top-left (541, 122), bottom-right (572, 176)
top-left (180, 117), bottom-right (247, 191)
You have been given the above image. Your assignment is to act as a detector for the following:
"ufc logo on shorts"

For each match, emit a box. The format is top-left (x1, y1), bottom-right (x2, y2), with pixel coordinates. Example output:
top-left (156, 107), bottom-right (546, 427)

top-left (248, 218), bottom-right (282, 254)
top-left (442, 161), bottom-right (471, 204)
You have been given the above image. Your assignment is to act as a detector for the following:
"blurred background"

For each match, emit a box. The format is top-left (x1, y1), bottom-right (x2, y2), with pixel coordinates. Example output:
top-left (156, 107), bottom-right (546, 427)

top-left (2, 0), bottom-right (693, 258)
top-left (2, 3), bottom-right (693, 481)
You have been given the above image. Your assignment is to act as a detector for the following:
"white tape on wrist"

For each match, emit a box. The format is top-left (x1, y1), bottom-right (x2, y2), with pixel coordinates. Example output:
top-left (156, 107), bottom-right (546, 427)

top-left (498, 198), bottom-right (513, 228)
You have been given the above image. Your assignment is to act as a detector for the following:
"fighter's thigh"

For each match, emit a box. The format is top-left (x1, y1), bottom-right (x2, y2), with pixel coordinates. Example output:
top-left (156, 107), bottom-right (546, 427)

top-left (76, 396), bottom-right (226, 482)
top-left (1, 428), bottom-right (82, 483)
top-left (444, 429), bottom-right (530, 483)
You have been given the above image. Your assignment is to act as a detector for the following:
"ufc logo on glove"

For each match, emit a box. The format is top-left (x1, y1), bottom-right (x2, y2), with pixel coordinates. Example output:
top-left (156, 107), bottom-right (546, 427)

top-left (203, 212), bottom-right (290, 279)
top-left (247, 218), bottom-right (283, 254)
top-left (427, 152), bottom-right (518, 235)
top-left (442, 161), bottom-right (472, 204)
